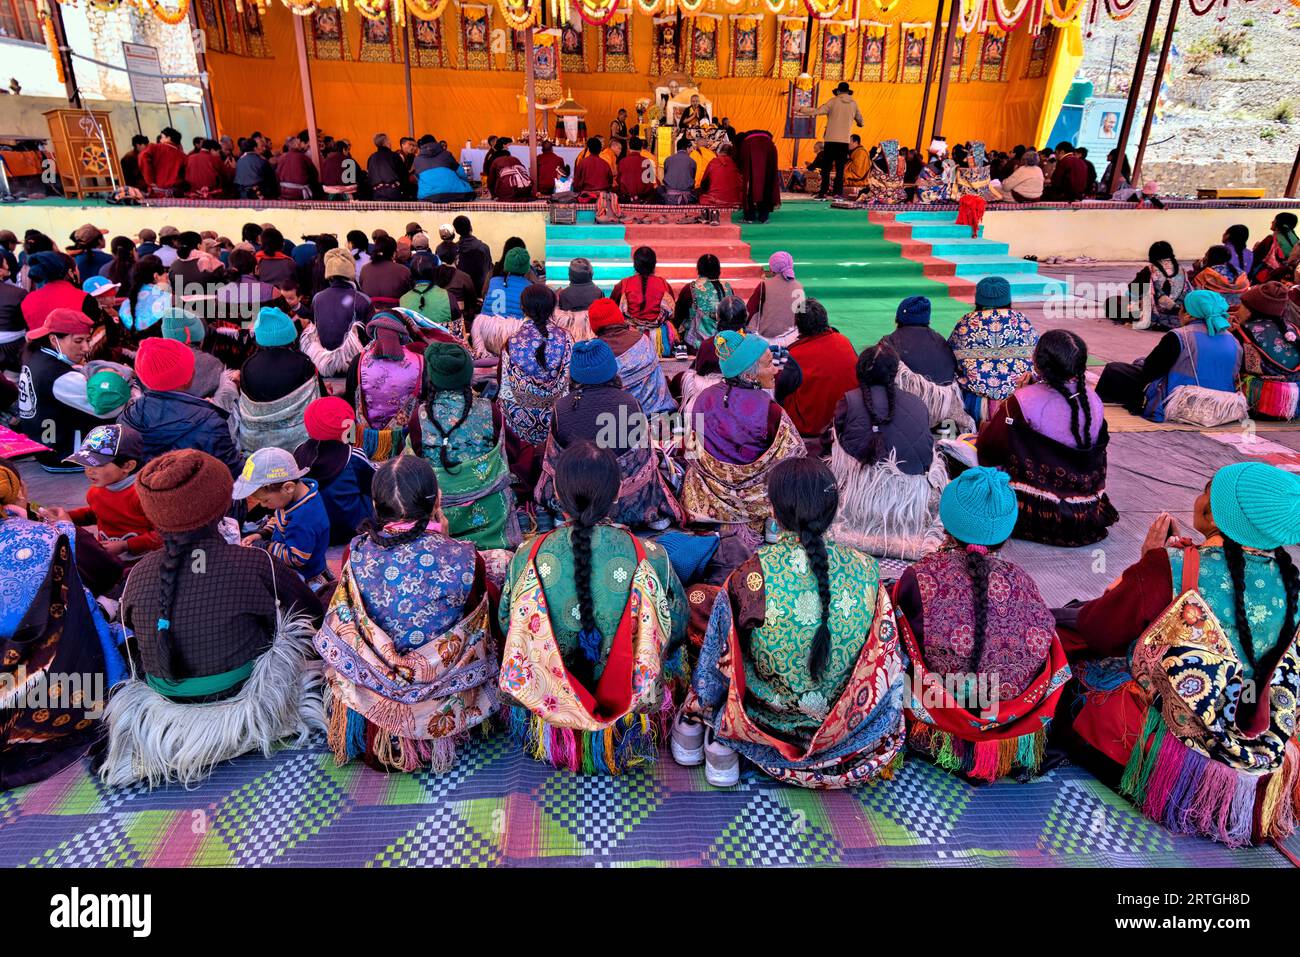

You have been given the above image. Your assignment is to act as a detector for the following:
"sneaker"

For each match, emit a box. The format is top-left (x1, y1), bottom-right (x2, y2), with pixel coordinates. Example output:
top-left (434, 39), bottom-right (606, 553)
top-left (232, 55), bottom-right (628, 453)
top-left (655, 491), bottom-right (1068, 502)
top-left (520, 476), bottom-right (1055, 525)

top-left (704, 729), bottom-right (740, 787)
top-left (671, 714), bottom-right (705, 767)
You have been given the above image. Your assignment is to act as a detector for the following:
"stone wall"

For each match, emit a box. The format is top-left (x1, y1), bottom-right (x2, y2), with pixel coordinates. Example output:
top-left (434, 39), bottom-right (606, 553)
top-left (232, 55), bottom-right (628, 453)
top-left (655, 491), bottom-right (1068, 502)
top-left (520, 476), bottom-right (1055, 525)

top-left (1142, 161), bottom-right (1295, 198)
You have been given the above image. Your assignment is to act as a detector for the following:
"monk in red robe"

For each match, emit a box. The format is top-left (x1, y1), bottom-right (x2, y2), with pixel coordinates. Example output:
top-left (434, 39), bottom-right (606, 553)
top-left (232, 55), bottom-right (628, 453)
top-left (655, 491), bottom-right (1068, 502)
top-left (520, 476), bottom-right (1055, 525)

top-left (698, 143), bottom-right (744, 207)
top-left (737, 130), bottom-right (781, 224)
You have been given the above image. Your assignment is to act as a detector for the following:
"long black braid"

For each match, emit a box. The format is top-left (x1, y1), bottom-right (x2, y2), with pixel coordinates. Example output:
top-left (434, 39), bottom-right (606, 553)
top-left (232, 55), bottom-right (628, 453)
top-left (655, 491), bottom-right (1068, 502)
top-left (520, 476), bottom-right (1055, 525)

top-left (155, 524), bottom-right (220, 678)
top-left (963, 545), bottom-right (992, 671)
top-left (855, 343), bottom-right (900, 464)
top-left (633, 246), bottom-right (656, 318)
top-left (362, 456), bottom-right (440, 548)
top-left (521, 282), bottom-right (557, 370)
top-left (426, 386), bottom-right (474, 471)
top-left (801, 526), bottom-right (834, 680)
top-left (1222, 539), bottom-right (1258, 669)
top-left (1033, 329), bottom-right (1093, 450)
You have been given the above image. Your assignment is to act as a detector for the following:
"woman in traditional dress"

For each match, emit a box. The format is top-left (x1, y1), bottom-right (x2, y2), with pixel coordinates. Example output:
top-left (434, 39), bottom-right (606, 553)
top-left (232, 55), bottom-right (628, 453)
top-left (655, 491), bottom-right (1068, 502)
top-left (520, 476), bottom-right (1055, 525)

top-left (553, 257), bottom-right (603, 343)
top-left (677, 295), bottom-right (748, 417)
top-left (1057, 463), bottom-right (1300, 846)
top-left (745, 252), bottom-right (802, 348)
top-left (948, 277), bottom-right (1038, 426)
top-left (1233, 282), bottom-right (1300, 420)
top-left (1250, 212), bottom-right (1298, 285)
top-left (119, 255), bottom-right (171, 341)
top-left (474, 246), bottom-right (533, 358)
top-left (408, 341), bottom-right (519, 549)
top-left (611, 246), bottom-right (677, 357)
top-left (101, 450), bottom-right (325, 787)
top-left (316, 456), bottom-right (499, 774)
top-left (1190, 244), bottom-right (1250, 306)
top-left (341, 312), bottom-right (423, 461)
top-left (588, 298), bottom-right (676, 415)
top-left (536, 340), bottom-right (682, 532)
top-left (1097, 290), bottom-right (1246, 427)
top-left (977, 330), bottom-right (1118, 547)
top-left (681, 330), bottom-right (806, 538)
top-left (864, 139), bottom-right (907, 205)
top-left (679, 457), bottom-right (907, 787)
top-left (0, 509), bottom-right (127, 789)
top-left (894, 467), bottom-right (1070, 783)
top-left (880, 295), bottom-right (972, 432)
top-left (1130, 241), bottom-right (1190, 331)
top-left (674, 254), bottom-right (734, 351)
top-left (1222, 224), bottom-right (1253, 278)
top-left (238, 306), bottom-right (323, 454)
top-left (829, 343), bottom-right (947, 560)
top-left (497, 442), bottom-right (688, 774)
top-left (399, 257), bottom-right (461, 341)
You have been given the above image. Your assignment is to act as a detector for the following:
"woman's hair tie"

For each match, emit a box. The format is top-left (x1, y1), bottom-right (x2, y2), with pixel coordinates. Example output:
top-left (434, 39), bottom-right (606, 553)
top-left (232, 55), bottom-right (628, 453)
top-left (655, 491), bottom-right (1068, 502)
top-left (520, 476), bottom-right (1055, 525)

top-left (965, 544), bottom-right (989, 556)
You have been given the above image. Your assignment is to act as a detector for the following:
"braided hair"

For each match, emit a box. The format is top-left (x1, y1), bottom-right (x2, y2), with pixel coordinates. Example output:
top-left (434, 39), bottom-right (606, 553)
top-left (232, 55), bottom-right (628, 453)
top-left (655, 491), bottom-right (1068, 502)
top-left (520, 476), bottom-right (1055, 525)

top-left (633, 246), bottom-right (657, 313)
top-left (554, 442), bottom-right (620, 674)
top-left (1224, 224), bottom-right (1250, 268)
top-left (155, 522), bottom-right (223, 678)
top-left (521, 281), bottom-right (558, 369)
top-left (1222, 538), bottom-right (1300, 675)
top-left (363, 456), bottom-right (441, 548)
top-left (426, 386), bottom-right (474, 471)
top-left (768, 458), bottom-right (840, 680)
top-left (1033, 329), bottom-right (1093, 450)
top-left (855, 343), bottom-right (900, 465)
top-left (956, 541), bottom-right (993, 671)
top-left (410, 257), bottom-right (437, 314)
top-left (696, 254), bottom-right (723, 299)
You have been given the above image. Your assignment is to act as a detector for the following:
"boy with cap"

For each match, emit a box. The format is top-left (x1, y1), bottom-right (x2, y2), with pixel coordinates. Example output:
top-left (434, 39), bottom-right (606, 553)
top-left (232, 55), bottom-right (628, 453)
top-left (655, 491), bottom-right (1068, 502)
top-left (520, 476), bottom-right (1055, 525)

top-left (293, 396), bottom-right (375, 545)
top-left (44, 424), bottom-right (160, 560)
top-left (234, 447), bottom-right (332, 583)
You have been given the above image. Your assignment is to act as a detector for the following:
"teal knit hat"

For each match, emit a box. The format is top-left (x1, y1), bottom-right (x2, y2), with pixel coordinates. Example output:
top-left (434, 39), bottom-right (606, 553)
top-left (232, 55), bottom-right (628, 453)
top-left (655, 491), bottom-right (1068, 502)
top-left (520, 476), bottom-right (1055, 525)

top-left (160, 307), bottom-right (205, 345)
top-left (939, 466), bottom-right (1019, 546)
top-left (975, 276), bottom-right (1012, 309)
top-left (503, 246), bottom-right (531, 277)
top-left (1210, 462), bottom-right (1300, 551)
top-left (253, 306), bottom-right (298, 347)
top-left (716, 329), bottom-right (768, 379)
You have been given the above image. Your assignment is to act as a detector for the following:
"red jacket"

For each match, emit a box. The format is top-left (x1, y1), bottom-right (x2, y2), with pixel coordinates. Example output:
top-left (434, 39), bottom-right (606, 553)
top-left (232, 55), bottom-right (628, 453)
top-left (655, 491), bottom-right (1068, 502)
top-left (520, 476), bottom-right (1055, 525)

top-left (781, 329), bottom-right (860, 436)
top-left (140, 141), bottom-right (186, 190)
top-left (617, 153), bottom-right (655, 199)
top-left (572, 153), bottom-right (614, 194)
top-left (699, 156), bottom-right (744, 207)
top-left (70, 481), bottom-right (162, 557)
top-left (184, 151), bottom-right (228, 197)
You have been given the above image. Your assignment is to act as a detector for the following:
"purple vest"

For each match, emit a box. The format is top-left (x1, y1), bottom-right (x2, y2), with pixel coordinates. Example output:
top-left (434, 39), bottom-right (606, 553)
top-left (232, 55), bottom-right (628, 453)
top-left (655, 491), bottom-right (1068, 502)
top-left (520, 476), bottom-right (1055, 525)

top-left (694, 382), bottom-right (775, 464)
top-left (360, 348), bottom-right (422, 425)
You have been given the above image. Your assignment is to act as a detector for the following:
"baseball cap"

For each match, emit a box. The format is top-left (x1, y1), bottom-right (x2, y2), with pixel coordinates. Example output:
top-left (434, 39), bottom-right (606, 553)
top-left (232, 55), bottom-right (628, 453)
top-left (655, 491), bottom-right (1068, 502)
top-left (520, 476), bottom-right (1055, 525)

top-left (232, 447), bottom-right (308, 499)
top-left (64, 424), bottom-right (144, 468)
top-left (82, 275), bottom-right (121, 298)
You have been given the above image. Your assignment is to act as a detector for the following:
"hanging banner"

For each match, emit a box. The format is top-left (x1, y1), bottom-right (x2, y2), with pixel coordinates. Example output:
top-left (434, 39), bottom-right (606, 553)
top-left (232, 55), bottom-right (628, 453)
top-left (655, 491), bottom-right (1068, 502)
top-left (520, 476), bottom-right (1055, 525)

top-left (776, 16), bottom-right (807, 80)
top-left (509, 27), bottom-right (529, 70)
top-left (1025, 25), bottom-right (1054, 78)
top-left (897, 22), bottom-right (929, 83)
top-left (309, 7), bottom-right (350, 61)
top-left (532, 29), bottom-right (562, 101)
top-left (728, 14), bottom-right (761, 78)
top-left (410, 16), bottom-right (446, 68)
top-left (855, 21), bottom-right (888, 83)
top-left (460, 4), bottom-right (493, 69)
top-left (785, 79), bottom-right (818, 138)
top-left (652, 16), bottom-right (679, 74)
top-left (931, 26), bottom-right (969, 82)
top-left (816, 20), bottom-right (848, 81)
top-left (685, 15), bottom-right (721, 79)
top-left (195, 0), bottom-right (226, 54)
top-left (219, 0), bottom-right (247, 56)
top-left (358, 6), bottom-right (402, 63)
top-left (560, 19), bottom-right (587, 72)
top-left (976, 25), bottom-right (1010, 81)
top-left (240, 2), bottom-right (270, 58)
top-left (599, 10), bottom-right (633, 72)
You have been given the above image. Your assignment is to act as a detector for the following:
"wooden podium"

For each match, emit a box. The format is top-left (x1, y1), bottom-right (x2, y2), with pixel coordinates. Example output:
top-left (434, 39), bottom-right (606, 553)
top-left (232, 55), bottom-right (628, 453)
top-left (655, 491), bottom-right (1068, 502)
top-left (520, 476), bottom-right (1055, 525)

top-left (43, 109), bottom-right (123, 199)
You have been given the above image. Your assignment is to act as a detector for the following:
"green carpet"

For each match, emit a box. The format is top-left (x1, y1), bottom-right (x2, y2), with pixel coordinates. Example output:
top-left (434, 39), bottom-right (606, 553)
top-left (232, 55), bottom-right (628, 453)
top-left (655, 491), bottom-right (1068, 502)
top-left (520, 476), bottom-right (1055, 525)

top-left (739, 200), bottom-right (969, 349)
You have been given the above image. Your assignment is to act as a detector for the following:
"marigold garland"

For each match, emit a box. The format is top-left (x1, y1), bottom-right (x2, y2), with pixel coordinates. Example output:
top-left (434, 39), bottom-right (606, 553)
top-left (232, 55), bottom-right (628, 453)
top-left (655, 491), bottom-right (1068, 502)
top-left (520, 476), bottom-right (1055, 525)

top-left (138, 0), bottom-right (192, 24)
top-left (571, 0), bottom-right (621, 23)
top-left (498, 0), bottom-right (537, 28)
top-left (803, 0), bottom-right (848, 18)
top-left (406, 0), bottom-right (451, 20)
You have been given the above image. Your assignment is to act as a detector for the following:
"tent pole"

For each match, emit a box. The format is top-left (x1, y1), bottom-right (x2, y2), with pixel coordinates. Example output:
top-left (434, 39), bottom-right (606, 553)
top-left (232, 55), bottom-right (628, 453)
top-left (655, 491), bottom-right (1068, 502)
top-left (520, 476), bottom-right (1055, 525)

top-left (915, 0), bottom-right (945, 152)
top-left (292, 13), bottom-right (321, 169)
top-left (1132, 0), bottom-right (1180, 187)
top-left (930, 0), bottom-right (961, 140)
top-left (403, 22), bottom-right (415, 139)
top-left (1106, 0), bottom-right (1162, 196)
top-left (525, 25), bottom-right (538, 190)
top-left (1287, 142), bottom-right (1300, 199)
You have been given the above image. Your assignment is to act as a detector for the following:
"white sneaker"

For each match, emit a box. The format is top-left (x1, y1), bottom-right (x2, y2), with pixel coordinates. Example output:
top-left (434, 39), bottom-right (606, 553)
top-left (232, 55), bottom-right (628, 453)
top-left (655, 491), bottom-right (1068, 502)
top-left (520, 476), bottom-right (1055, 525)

top-left (704, 730), bottom-right (740, 787)
top-left (671, 714), bottom-right (704, 767)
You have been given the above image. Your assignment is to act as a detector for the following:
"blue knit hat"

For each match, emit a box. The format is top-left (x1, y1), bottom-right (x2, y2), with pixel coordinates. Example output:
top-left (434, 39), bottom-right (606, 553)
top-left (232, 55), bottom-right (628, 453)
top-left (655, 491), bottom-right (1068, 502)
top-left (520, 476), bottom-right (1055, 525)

top-left (716, 329), bottom-right (769, 379)
top-left (570, 339), bottom-right (618, 385)
top-left (160, 307), bottom-right (205, 345)
top-left (253, 306), bottom-right (298, 347)
top-left (939, 466), bottom-right (1019, 546)
top-left (975, 276), bottom-right (1012, 309)
top-left (896, 295), bottom-right (931, 326)
top-left (1209, 462), bottom-right (1300, 551)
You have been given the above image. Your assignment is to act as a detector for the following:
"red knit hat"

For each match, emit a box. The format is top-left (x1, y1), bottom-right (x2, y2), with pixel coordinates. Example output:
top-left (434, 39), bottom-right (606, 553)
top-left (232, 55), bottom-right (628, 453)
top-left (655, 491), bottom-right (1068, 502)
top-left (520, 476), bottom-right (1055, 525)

top-left (26, 307), bottom-right (93, 341)
top-left (136, 450), bottom-right (233, 533)
top-left (135, 337), bottom-right (196, 392)
top-left (304, 395), bottom-right (356, 442)
top-left (588, 298), bottom-right (625, 333)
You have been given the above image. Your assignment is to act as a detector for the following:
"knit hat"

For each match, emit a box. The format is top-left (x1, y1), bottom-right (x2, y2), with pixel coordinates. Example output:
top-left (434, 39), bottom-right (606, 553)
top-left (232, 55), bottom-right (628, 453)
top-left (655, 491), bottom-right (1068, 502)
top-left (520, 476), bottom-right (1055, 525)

top-left (232, 447), bottom-right (309, 500)
top-left (1209, 462), bottom-right (1300, 551)
top-left (136, 450), bottom-right (234, 533)
top-left (938, 466), bottom-right (1018, 546)
top-left (424, 340), bottom-right (474, 391)
top-left (974, 277), bottom-right (1012, 309)
top-left (503, 246), bottom-right (531, 277)
top-left (253, 306), bottom-right (298, 347)
top-left (768, 251), bottom-right (795, 281)
top-left (568, 257), bottom-right (594, 284)
top-left (588, 297), bottom-right (626, 333)
top-left (135, 337), bottom-right (196, 392)
top-left (1183, 289), bottom-right (1230, 336)
top-left (160, 307), bottom-right (205, 345)
top-left (570, 339), bottom-right (619, 385)
top-left (323, 246), bottom-right (356, 281)
top-left (716, 329), bottom-right (769, 379)
top-left (1241, 281), bottom-right (1289, 319)
top-left (86, 368), bottom-right (132, 415)
top-left (896, 295), bottom-right (931, 326)
top-left (304, 396), bottom-right (356, 442)
top-left (0, 463), bottom-right (23, 507)
top-left (26, 251), bottom-right (68, 285)
top-left (26, 307), bottom-right (92, 341)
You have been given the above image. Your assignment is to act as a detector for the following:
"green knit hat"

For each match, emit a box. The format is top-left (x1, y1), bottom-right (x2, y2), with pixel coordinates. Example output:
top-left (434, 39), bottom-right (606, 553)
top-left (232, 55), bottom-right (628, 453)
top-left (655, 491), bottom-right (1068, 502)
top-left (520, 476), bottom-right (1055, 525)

top-left (1210, 462), bottom-right (1300, 551)
top-left (503, 246), bottom-right (531, 277)
top-left (715, 329), bottom-right (768, 379)
top-left (86, 369), bottom-right (132, 416)
top-left (424, 340), bottom-right (474, 391)
top-left (939, 466), bottom-right (1019, 546)
top-left (160, 307), bottom-right (205, 345)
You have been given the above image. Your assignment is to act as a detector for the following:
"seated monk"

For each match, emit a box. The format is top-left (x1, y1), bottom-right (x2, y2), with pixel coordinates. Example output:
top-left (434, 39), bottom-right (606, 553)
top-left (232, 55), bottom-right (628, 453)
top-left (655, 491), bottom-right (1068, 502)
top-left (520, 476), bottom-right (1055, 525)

top-left (843, 135), bottom-right (871, 191)
top-left (1057, 463), bottom-right (1300, 846)
top-left (617, 136), bottom-right (656, 202)
top-left (572, 136), bottom-right (615, 199)
top-left (698, 143), bottom-right (744, 207)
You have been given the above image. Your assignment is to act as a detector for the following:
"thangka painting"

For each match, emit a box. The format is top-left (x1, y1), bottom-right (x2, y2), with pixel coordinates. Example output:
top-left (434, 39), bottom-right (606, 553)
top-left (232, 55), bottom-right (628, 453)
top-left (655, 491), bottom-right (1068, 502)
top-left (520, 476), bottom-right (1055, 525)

top-left (729, 15), bottom-right (760, 78)
top-left (219, 0), bottom-right (247, 56)
top-left (358, 8), bottom-right (402, 64)
top-left (195, 0), bottom-right (226, 54)
top-left (509, 27), bottom-right (529, 71)
top-left (856, 23), bottom-right (887, 83)
top-left (1025, 26), bottom-right (1054, 79)
top-left (241, 2), bottom-right (270, 58)
top-left (459, 5), bottom-right (492, 70)
top-left (931, 28), bottom-right (968, 83)
top-left (309, 7), bottom-right (350, 61)
top-left (599, 13), bottom-right (633, 72)
top-left (532, 30), bottom-right (562, 101)
top-left (977, 28), bottom-right (1010, 82)
top-left (560, 19), bottom-right (586, 73)
top-left (687, 16), bottom-right (720, 80)
top-left (409, 16), bottom-right (445, 68)
top-left (898, 24), bottom-right (929, 84)
top-left (817, 22), bottom-right (847, 82)
top-left (777, 18), bottom-right (806, 80)
top-left (652, 17), bottom-right (679, 75)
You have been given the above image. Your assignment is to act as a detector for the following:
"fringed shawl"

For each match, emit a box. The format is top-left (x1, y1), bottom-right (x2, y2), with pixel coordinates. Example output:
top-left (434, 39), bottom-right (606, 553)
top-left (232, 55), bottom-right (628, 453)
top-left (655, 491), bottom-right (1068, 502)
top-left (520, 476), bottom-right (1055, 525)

top-left (615, 334), bottom-right (678, 415)
top-left (681, 410), bottom-right (806, 529)
top-left (238, 376), bottom-right (321, 454)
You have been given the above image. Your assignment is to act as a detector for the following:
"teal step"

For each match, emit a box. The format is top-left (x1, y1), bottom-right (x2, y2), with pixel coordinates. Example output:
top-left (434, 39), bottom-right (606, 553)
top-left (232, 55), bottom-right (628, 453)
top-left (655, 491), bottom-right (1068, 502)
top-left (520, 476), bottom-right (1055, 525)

top-left (545, 242), bottom-right (632, 260)
top-left (943, 256), bottom-right (1040, 276)
top-left (926, 239), bottom-right (1010, 257)
top-left (894, 211), bottom-right (966, 223)
top-left (544, 224), bottom-right (625, 240)
top-left (544, 261), bottom-right (632, 281)
top-left (907, 224), bottom-right (986, 239)
top-left (962, 273), bottom-right (1069, 296)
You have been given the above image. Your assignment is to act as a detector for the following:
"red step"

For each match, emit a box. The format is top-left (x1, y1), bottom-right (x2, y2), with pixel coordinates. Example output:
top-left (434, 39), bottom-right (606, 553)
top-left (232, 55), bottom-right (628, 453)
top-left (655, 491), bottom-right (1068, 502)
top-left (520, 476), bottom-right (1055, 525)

top-left (623, 223), bottom-right (744, 243)
top-left (921, 259), bottom-right (957, 278)
top-left (881, 223), bottom-right (913, 242)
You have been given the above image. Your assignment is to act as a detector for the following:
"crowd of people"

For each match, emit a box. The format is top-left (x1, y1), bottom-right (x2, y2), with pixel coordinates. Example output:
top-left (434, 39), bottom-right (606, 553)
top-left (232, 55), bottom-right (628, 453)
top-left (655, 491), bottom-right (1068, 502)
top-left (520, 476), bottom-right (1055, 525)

top-left (2, 203), bottom-right (1299, 851)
